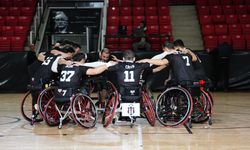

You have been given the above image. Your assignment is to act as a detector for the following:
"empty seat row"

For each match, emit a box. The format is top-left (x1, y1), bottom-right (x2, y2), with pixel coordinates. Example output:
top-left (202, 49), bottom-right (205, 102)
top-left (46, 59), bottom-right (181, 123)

top-left (196, 0), bottom-right (249, 6)
top-left (0, 0), bottom-right (37, 7)
top-left (108, 6), bottom-right (170, 16)
top-left (107, 16), bottom-right (171, 26)
top-left (201, 24), bottom-right (250, 36)
top-left (0, 16), bottom-right (32, 26)
top-left (106, 25), bottom-right (172, 35)
top-left (197, 5), bottom-right (250, 15)
top-left (0, 36), bottom-right (27, 51)
top-left (109, 0), bottom-right (169, 7)
top-left (0, 26), bottom-right (29, 36)
top-left (204, 34), bottom-right (250, 52)
top-left (199, 14), bottom-right (250, 25)
top-left (0, 7), bottom-right (35, 16)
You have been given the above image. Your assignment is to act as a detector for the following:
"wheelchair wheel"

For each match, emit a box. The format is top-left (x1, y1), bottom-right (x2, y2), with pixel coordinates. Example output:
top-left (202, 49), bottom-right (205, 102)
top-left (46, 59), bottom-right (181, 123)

top-left (37, 87), bottom-right (55, 117)
top-left (21, 91), bottom-right (43, 123)
top-left (191, 91), bottom-right (209, 123)
top-left (156, 87), bottom-right (193, 127)
top-left (71, 94), bottom-right (97, 128)
top-left (44, 98), bottom-right (60, 127)
top-left (102, 81), bottom-right (119, 128)
top-left (141, 91), bottom-right (156, 126)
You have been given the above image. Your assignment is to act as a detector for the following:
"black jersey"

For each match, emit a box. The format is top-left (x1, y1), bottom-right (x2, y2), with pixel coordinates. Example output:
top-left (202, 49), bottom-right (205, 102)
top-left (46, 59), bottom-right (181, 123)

top-left (165, 53), bottom-right (195, 84)
top-left (57, 64), bottom-right (89, 89)
top-left (108, 61), bottom-right (150, 101)
top-left (32, 52), bottom-right (59, 85)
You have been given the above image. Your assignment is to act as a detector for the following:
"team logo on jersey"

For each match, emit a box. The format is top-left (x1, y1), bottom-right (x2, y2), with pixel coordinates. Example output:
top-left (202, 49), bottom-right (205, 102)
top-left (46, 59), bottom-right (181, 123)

top-left (130, 90), bottom-right (135, 95)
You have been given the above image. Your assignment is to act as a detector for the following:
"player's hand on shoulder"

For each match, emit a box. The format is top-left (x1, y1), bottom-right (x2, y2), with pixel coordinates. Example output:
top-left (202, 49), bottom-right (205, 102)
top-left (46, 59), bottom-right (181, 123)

top-left (137, 59), bottom-right (149, 63)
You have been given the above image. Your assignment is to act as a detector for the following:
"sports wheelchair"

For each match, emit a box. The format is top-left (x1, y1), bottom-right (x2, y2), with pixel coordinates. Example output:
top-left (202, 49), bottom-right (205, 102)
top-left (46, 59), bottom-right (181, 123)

top-left (155, 80), bottom-right (213, 134)
top-left (43, 87), bottom-right (97, 129)
top-left (102, 83), bottom-right (156, 128)
top-left (21, 82), bottom-right (55, 125)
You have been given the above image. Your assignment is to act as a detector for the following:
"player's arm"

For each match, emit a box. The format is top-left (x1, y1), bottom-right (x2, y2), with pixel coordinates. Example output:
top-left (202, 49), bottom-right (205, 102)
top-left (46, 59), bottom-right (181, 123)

top-left (186, 48), bottom-right (197, 62)
top-left (137, 58), bottom-right (169, 66)
top-left (86, 65), bottom-right (108, 75)
top-left (37, 52), bottom-right (46, 62)
top-left (152, 65), bottom-right (167, 73)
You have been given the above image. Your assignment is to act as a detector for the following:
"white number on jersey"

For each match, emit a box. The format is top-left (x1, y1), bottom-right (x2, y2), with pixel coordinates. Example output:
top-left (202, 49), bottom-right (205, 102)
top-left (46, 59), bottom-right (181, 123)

top-left (60, 71), bottom-right (75, 82)
top-left (42, 57), bottom-right (53, 65)
top-left (182, 56), bottom-right (191, 66)
top-left (124, 71), bottom-right (135, 82)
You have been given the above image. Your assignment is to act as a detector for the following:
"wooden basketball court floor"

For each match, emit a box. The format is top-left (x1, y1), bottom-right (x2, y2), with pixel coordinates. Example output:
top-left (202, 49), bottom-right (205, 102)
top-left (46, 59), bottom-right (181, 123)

top-left (0, 92), bottom-right (250, 150)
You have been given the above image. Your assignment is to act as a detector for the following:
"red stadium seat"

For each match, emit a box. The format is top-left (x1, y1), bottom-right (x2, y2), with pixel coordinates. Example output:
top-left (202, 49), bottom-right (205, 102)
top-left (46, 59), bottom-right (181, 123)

top-left (210, 5), bottom-right (222, 15)
top-left (207, 0), bottom-right (220, 6)
top-left (0, 27), bottom-right (2, 36)
top-left (18, 16), bottom-right (32, 26)
top-left (120, 0), bottom-right (132, 7)
top-left (9, 7), bottom-right (21, 16)
top-left (24, 0), bottom-right (37, 7)
top-left (232, 0), bottom-right (245, 5)
top-left (105, 44), bottom-right (118, 51)
top-left (14, 26), bottom-right (29, 36)
top-left (157, 0), bottom-right (169, 7)
top-left (158, 6), bottom-right (170, 16)
top-left (199, 15), bottom-right (212, 25)
top-left (197, 6), bottom-right (210, 15)
top-left (133, 0), bottom-right (144, 7)
top-left (147, 37), bottom-right (160, 44)
top-left (120, 37), bottom-right (133, 44)
top-left (106, 26), bottom-right (118, 35)
top-left (0, 7), bottom-right (9, 16)
top-left (133, 7), bottom-right (144, 16)
top-left (215, 24), bottom-right (228, 35)
top-left (120, 7), bottom-right (132, 16)
top-left (0, 37), bottom-right (11, 51)
top-left (220, 0), bottom-right (233, 5)
top-left (201, 24), bottom-right (215, 36)
top-left (11, 36), bottom-right (26, 51)
top-left (235, 5), bottom-right (248, 15)
top-left (0, 0), bottom-right (13, 7)
top-left (204, 35), bottom-right (218, 52)
top-left (239, 14), bottom-right (250, 24)
top-left (212, 15), bottom-right (226, 24)
top-left (119, 44), bottom-right (132, 51)
top-left (232, 34), bottom-right (246, 50)
top-left (120, 16), bottom-right (132, 26)
top-left (108, 7), bottom-right (119, 16)
top-left (126, 26), bottom-right (133, 35)
top-left (106, 37), bottom-right (119, 44)
top-left (6, 16), bottom-right (18, 26)
top-left (21, 7), bottom-right (34, 16)
top-left (0, 16), bottom-right (6, 26)
top-left (228, 24), bottom-right (242, 35)
top-left (226, 15), bottom-right (238, 24)
top-left (133, 16), bottom-right (145, 26)
top-left (245, 35), bottom-right (250, 50)
top-left (145, 0), bottom-right (157, 7)
top-left (2, 26), bottom-right (14, 36)
top-left (146, 25), bottom-right (159, 34)
top-left (242, 24), bottom-right (250, 35)
top-left (159, 25), bottom-right (172, 35)
top-left (218, 35), bottom-right (232, 45)
top-left (108, 0), bottom-right (119, 7)
top-left (145, 7), bottom-right (157, 16)
top-left (222, 5), bottom-right (235, 15)
top-left (146, 16), bottom-right (158, 25)
top-left (107, 16), bottom-right (119, 26)
top-left (13, 0), bottom-right (24, 7)
top-left (196, 0), bottom-right (207, 6)
top-left (159, 16), bottom-right (170, 25)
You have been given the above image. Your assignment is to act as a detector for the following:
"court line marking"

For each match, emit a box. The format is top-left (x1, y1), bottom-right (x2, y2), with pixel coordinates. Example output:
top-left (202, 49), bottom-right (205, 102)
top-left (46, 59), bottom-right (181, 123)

top-left (137, 124), bottom-right (143, 150)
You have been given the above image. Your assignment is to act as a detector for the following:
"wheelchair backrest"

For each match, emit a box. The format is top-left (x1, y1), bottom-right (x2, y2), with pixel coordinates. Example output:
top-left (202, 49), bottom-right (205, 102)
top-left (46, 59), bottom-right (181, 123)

top-left (54, 87), bottom-right (74, 104)
top-left (119, 86), bottom-right (141, 103)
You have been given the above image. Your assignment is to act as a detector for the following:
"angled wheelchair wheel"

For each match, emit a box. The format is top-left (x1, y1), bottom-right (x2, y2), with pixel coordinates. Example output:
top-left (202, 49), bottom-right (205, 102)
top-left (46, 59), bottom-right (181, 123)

top-left (191, 90), bottom-right (209, 123)
top-left (156, 87), bottom-right (193, 127)
top-left (71, 94), bottom-right (97, 128)
top-left (141, 91), bottom-right (156, 126)
top-left (21, 91), bottom-right (43, 123)
top-left (102, 81), bottom-right (119, 128)
top-left (37, 87), bottom-right (55, 118)
top-left (44, 98), bottom-right (60, 127)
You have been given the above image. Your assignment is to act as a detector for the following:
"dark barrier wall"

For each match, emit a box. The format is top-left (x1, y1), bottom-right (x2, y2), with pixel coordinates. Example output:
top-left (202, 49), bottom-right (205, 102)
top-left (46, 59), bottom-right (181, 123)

top-left (0, 51), bottom-right (250, 92)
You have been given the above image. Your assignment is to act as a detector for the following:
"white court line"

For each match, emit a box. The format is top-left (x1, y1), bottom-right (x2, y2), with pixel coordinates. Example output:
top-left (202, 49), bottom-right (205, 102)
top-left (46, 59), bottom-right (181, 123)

top-left (137, 124), bottom-right (144, 150)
